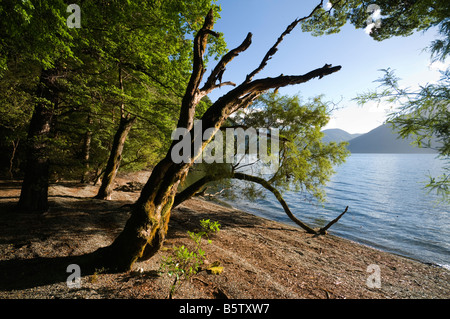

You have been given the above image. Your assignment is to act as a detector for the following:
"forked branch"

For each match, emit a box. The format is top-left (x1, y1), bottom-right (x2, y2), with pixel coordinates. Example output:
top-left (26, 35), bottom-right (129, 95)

top-left (245, 0), bottom-right (325, 83)
top-left (200, 32), bottom-right (253, 95)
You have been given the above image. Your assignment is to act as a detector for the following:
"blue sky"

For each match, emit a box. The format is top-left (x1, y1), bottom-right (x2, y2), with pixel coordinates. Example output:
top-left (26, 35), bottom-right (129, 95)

top-left (205, 0), bottom-right (447, 134)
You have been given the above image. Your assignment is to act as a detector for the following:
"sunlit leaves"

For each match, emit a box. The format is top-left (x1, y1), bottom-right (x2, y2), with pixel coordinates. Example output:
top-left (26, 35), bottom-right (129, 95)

top-left (229, 92), bottom-right (349, 202)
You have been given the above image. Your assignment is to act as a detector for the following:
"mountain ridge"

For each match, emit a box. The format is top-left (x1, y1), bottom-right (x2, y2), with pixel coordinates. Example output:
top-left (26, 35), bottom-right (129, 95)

top-left (322, 124), bottom-right (437, 154)
top-left (321, 128), bottom-right (362, 143)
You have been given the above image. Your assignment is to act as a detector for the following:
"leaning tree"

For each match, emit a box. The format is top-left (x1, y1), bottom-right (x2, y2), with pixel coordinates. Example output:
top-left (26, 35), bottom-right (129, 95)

top-left (93, 3), bottom-right (342, 271)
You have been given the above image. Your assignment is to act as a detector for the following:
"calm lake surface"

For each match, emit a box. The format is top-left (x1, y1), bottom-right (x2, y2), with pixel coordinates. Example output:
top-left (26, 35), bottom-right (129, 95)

top-left (224, 154), bottom-right (450, 268)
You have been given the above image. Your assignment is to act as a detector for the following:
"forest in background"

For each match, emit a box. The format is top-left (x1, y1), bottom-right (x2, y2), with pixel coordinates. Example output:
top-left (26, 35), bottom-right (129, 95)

top-left (0, 0), bottom-right (223, 186)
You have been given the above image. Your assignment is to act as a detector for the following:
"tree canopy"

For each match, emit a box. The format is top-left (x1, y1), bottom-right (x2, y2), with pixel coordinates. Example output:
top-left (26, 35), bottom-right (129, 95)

top-left (302, 0), bottom-right (449, 42)
top-left (0, 0), bottom-right (226, 184)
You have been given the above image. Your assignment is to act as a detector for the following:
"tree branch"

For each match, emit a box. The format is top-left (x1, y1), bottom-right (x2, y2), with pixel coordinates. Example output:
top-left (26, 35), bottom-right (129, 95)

top-left (245, 0), bottom-right (325, 83)
top-left (318, 206), bottom-right (348, 234)
top-left (177, 8), bottom-right (217, 131)
top-left (200, 32), bottom-right (253, 95)
top-left (201, 64), bottom-right (341, 127)
top-left (173, 175), bottom-right (218, 208)
top-left (173, 171), bottom-right (349, 236)
top-left (232, 172), bottom-right (318, 234)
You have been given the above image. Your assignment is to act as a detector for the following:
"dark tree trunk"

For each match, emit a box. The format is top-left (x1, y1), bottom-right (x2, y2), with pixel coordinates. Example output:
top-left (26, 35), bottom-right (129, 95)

top-left (80, 115), bottom-right (92, 183)
top-left (94, 114), bottom-right (136, 200)
top-left (93, 155), bottom-right (191, 271)
top-left (91, 6), bottom-right (341, 272)
top-left (18, 68), bottom-right (60, 213)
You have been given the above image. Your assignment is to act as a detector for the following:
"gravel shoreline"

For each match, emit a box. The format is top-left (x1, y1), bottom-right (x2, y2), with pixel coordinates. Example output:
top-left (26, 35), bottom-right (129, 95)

top-left (0, 181), bottom-right (449, 299)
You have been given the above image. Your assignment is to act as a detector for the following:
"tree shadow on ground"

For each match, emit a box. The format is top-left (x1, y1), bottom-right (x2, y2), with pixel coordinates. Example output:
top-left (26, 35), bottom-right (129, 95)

top-left (0, 192), bottom-right (272, 292)
top-left (167, 202), bottom-right (268, 239)
top-left (0, 194), bottom-right (133, 291)
top-left (0, 253), bottom-right (99, 291)
top-left (0, 198), bottom-right (131, 245)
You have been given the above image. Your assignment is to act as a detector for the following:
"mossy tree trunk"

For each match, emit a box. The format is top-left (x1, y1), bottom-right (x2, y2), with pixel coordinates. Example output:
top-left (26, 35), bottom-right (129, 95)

top-left (95, 66), bottom-right (136, 200)
top-left (93, 6), bottom-right (341, 272)
top-left (94, 114), bottom-right (136, 200)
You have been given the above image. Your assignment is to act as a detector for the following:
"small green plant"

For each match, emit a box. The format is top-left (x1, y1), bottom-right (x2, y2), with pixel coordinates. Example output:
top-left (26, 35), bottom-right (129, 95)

top-left (89, 267), bottom-right (107, 283)
top-left (160, 219), bottom-right (220, 299)
top-left (200, 219), bottom-right (221, 238)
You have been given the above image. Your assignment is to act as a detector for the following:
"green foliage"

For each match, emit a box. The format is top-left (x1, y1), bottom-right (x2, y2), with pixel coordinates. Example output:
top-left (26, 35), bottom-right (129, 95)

top-left (429, 19), bottom-right (450, 62)
top-left (160, 219), bottom-right (221, 298)
top-left (302, 0), bottom-right (449, 42)
top-left (196, 92), bottom-right (349, 203)
top-left (160, 244), bottom-right (205, 296)
top-left (0, 0), bottom-right (226, 180)
top-left (0, 0), bottom-right (79, 73)
top-left (249, 93), bottom-right (348, 197)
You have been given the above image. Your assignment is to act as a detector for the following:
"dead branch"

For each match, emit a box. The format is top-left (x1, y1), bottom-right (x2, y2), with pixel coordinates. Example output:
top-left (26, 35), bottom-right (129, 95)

top-left (173, 3), bottom-right (343, 228)
top-left (173, 170), bottom-right (348, 236)
top-left (200, 32), bottom-right (253, 95)
top-left (200, 64), bottom-right (341, 130)
top-left (177, 8), bottom-right (217, 131)
top-left (178, 3), bottom-right (342, 148)
top-left (245, 0), bottom-right (325, 83)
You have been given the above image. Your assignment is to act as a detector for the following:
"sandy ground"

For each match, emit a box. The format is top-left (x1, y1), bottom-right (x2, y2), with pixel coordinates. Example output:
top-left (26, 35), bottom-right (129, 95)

top-left (0, 175), bottom-right (449, 299)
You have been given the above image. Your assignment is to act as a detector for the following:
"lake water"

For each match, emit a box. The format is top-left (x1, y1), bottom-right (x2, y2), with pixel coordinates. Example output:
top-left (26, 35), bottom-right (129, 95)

top-left (223, 154), bottom-right (450, 269)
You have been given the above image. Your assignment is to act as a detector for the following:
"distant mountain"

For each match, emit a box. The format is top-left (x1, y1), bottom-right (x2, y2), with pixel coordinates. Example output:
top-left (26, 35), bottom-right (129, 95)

top-left (322, 125), bottom-right (437, 153)
top-left (347, 124), bottom-right (437, 154)
top-left (321, 129), bottom-right (362, 143)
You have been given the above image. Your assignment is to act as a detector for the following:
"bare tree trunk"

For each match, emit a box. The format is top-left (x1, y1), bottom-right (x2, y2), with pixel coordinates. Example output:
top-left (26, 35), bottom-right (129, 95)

top-left (8, 138), bottom-right (20, 179)
top-left (80, 115), bottom-right (92, 183)
top-left (92, 5), bottom-right (341, 271)
top-left (95, 66), bottom-right (136, 199)
top-left (18, 68), bottom-right (59, 213)
top-left (94, 114), bottom-right (136, 199)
